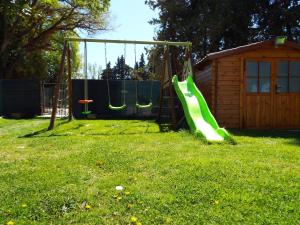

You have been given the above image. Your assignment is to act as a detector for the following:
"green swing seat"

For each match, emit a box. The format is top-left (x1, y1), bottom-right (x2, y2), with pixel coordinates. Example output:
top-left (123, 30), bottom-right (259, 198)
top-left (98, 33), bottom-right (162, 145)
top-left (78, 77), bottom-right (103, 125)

top-left (136, 102), bottom-right (152, 109)
top-left (81, 110), bottom-right (92, 115)
top-left (109, 104), bottom-right (126, 111)
top-left (135, 80), bottom-right (153, 109)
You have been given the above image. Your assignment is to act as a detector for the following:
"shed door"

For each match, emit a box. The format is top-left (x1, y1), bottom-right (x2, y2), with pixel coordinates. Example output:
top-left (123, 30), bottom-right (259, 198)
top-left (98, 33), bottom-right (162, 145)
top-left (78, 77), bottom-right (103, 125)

top-left (274, 60), bottom-right (300, 128)
top-left (245, 59), bottom-right (300, 129)
top-left (245, 60), bottom-right (272, 128)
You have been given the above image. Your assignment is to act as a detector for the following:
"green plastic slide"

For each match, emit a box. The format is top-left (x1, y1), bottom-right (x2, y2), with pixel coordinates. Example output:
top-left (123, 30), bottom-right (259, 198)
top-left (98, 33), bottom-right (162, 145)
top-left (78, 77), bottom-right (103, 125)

top-left (172, 75), bottom-right (230, 141)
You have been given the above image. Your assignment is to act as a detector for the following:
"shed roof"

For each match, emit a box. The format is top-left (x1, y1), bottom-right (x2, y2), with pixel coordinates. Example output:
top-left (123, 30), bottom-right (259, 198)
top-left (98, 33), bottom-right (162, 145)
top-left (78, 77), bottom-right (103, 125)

top-left (195, 39), bottom-right (300, 68)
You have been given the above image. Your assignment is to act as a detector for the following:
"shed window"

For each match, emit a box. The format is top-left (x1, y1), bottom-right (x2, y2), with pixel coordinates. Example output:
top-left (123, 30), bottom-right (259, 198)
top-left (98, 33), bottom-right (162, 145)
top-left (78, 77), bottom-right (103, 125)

top-left (277, 61), bottom-right (300, 93)
top-left (246, 61), bottom-right (270, 93)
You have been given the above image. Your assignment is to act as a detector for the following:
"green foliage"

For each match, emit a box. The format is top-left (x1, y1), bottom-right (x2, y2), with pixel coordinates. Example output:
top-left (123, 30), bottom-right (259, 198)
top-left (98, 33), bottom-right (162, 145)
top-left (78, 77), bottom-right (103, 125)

top-left (138, 53), bottom-right (145, 68)
top-left (87, 63), bottom-right (102, 80)
top-left (102, 56), bottom-right (132, 80)
top-left (0, 119), bottom-right (299, 224)
top-left (0, 0), bottom-right (110, 79)
top-left (44, 31), bottom-right (81, 82)
top-left (101, 52), bottom-right (158, 81)
top-left (102, 62), bottom-right (113, 80)
top-left (146, 0), bottom-right (300, 60)
top-left (112, 55), bottom-right (132, 80)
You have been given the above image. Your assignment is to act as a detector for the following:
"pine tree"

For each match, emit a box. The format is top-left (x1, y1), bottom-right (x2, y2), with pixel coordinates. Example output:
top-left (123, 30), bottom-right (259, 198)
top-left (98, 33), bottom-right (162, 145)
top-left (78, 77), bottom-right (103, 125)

top-left (102, 62), bottom-right (113, 80)
top-left (138, 53), bottom-right (146, 68)
top-left (112, 55), bottom-right (132, 80)
top-left (134, 62), bottom-right (139, 70)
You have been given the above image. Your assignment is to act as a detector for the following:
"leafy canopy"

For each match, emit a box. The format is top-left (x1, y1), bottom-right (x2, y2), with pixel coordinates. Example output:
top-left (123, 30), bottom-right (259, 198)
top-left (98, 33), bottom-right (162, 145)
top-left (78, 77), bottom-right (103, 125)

top-left (146, 0), bottom-right (300, 60)
top-left (0, 0), bottom-right (110, 79)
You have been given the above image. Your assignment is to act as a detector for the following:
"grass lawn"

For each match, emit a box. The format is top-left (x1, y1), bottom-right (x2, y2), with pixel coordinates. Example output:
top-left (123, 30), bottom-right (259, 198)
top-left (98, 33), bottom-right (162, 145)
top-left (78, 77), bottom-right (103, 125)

top-left (0, 118), bottom-right (299, 224)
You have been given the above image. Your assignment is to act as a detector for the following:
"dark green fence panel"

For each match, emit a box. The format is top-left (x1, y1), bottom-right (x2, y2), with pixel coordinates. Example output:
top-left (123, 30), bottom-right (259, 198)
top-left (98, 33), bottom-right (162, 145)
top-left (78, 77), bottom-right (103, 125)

top-left (0, 79), bottom-right (41, 117)
top-left (0, 81), bottom-right (3, 116)
top-left (0, 81), bottom-right (2, 116)
top-left (72, 80), bottom-right (160, 119)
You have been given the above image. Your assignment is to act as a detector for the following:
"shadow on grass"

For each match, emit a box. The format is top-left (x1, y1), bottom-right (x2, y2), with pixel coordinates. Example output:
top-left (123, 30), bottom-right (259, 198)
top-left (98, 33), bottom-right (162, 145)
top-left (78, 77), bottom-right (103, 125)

top-left (19, 119), bottom-right (73, 138)
top-left (20, 122), bottom-right (159, 138)
top-left (45, 130), bottom-right (160, 137)
top-left (230, 129), bottom-right (300, 146)
top-left (21, 128), bottom-right (49, 138)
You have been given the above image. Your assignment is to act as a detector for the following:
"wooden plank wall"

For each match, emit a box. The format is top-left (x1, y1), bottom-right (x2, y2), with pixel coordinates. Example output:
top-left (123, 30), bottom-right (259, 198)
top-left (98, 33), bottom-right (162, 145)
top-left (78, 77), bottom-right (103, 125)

top-left (215, 56), bottom-right (241, 128)
top-left (245, 95), bottom-right (272, 128)
top-left (274, 94), bottom-right (300, 128)
top-left (194, 65), bottom-right (213, 109)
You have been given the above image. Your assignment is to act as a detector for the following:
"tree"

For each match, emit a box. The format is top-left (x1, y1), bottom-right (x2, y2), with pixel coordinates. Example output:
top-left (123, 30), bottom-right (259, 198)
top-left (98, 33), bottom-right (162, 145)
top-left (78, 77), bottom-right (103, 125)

top-left (253, 0), bottom-right (300, 42)
top-left (88, 63), bottom-right (102, 79)
top-left (134, 61), bottom-right (139, 70)
top-left (111, 55), bottom-right (132, 80)
top-left (0, 0), bottom-right (110, 79)
top-left (45, 31), bottom-right (81, 82)
top-left (102, 62), bottom-right (113, 80)
top-left (146, 0), bottom-right (300, 61)
top-left (137, 53), bottom-right (148, 80)
top-left (138, 53), bottom-right (146, 68)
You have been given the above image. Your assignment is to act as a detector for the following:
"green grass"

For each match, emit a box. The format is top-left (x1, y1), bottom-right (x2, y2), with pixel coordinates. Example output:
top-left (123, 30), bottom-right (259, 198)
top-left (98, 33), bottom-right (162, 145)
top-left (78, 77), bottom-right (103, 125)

top-left (0, 118), bottom-right (299, 224)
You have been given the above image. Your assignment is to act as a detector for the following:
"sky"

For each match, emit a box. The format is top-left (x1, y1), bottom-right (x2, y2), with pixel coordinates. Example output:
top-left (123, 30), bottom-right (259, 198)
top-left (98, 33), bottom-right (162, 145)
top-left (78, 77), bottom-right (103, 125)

top-left (79, 0), bottom-right (158, 72)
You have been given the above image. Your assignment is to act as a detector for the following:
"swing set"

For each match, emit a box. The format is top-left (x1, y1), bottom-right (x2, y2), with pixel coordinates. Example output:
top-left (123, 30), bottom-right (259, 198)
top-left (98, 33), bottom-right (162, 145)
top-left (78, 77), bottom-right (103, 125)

top-left (48, 38), bottom-right (192, 130)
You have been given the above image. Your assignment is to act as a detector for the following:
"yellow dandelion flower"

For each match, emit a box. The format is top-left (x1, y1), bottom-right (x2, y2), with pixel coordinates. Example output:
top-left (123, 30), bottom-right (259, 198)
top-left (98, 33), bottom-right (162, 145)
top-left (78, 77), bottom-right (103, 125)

top-left (7, 221), bottom-right (15, 225)
top-left (165, 217), bottom-right (172, 223)
top-left (85, 204), bottom-right (92, 209)
top-left (116, 196), bottom-right (122, 201)
top-left (125, 191), bottom-right (130, 195)
top-left (214, 200), bottom-right (219, 205)
top-left (130, 216), bottom-right (138, 223)
top-left (136, 222), bottom-right (142, 225)
top-left (21, 204), bottom-right (27, 208)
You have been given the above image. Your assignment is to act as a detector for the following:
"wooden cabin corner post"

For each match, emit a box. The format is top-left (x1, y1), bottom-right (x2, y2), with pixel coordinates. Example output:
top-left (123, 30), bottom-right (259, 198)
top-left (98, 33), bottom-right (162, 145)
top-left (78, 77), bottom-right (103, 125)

top-left (239, 57), bottom-right (245, 128)
top-left (212, 60), bottom-right (219, 119)
top-left (67, 43), bottom-right (73, 121)
top-left (48, 42), bottom-right (67, 130)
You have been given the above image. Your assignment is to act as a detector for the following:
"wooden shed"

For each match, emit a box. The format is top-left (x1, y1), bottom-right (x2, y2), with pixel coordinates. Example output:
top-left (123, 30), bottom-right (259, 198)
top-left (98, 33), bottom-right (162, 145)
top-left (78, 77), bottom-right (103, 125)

top-left (194, 39), bottom-right (300, 129)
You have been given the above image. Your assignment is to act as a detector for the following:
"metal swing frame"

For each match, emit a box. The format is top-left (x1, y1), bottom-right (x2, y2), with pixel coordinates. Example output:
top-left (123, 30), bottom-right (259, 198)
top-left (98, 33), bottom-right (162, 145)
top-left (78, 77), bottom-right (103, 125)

top-left (48, 38), bottom-right (192, 130)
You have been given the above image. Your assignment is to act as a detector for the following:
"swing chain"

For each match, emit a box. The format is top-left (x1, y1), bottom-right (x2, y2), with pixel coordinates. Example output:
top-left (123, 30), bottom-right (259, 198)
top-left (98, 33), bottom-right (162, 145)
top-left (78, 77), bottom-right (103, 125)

top-left (105, 42), bottom-right (112, 105)
top-left (84, 41), bottom-right (88, 112)
top-left (182, 47), bottom-right (193, 80)
top-left (105, 42), bottom-right (127, 110)
top-left (122, 43), bottom-right (126, 103)
top-left (135, 46), bottom-right (154, 109)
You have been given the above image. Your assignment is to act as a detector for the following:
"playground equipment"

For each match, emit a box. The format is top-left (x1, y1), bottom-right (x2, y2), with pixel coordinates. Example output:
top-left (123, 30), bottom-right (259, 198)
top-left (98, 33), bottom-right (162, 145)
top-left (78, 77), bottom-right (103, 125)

top-left (78, 41), bottom-right (93, 115)
top-left (173, 75), bottom-right (230, 141)
top-left (133, 44), bottom-right (153, 109)
top-left (48, 38), bottom-right (192, 130)
top-left (105, 42), bottom-right (127, 111)
top-left (48, 38), bottom-right (229, 141)
top-left (171, 47), bottom-right (230, 141)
